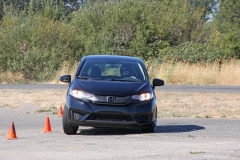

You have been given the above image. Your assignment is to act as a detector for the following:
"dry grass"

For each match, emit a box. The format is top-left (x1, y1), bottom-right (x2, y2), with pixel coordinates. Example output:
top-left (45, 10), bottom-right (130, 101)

top-left (1, 60), bottom-right (240, 85)
top-left (0, 71), bottom-right (25, 84)
top-left (50, 61), bottom-right (79, 84)
top-left (0, 89), bottom-right (239, 119)
top-left (148, 60), bottom-right (240, 85)
top-left (216, 61), bottom-right (240, 85)
top-left (54, 60), bottom-right (240, 85)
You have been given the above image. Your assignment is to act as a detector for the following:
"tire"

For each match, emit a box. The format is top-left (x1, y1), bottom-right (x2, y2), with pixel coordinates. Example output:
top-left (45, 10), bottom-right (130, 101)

top-left (62, 105), bottom-right (79, 135)
top-left (142, 108), bottom-right (157, 133)
top-left (142, 120), bottom-right (156, 133)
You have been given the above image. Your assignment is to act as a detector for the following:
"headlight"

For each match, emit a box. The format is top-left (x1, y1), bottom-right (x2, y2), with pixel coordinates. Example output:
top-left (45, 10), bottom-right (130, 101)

top-left (132, 92), bottom-right (154, 101)
top-left (69, 89), bottom-right (92, 99)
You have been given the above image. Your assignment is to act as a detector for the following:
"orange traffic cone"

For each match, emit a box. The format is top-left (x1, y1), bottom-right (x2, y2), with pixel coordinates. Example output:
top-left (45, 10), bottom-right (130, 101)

top-left (7, 122), bottom-right (17, 140)
top-left (43, 117), bottom-right (52, 133)
top-left (58, 106), bottom-right (63, 117)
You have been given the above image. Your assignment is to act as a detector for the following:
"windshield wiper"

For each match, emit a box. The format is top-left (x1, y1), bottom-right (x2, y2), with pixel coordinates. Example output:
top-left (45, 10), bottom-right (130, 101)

top-left (77, 76), bottom-right (89, 80)
top-left (110, 79), bottom-right (132, 82)
top-left (78, 76), bottom-right (104, 80)
top-left (111, 77), bottom-right (140, 82)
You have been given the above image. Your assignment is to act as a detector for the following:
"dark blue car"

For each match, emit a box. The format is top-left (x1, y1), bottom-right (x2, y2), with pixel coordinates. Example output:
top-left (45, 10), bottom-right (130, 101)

top-left (60, 55), bottom-right (164, 134)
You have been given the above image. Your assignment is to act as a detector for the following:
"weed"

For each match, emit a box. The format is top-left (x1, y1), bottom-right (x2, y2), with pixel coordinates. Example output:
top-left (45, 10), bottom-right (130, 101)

top-left (187, 135), bottom-right (194, 138)
top-left (189, 151), bottom-right (205, 154)
top-left (35, 106), bottom-right (57, 113)
top-left (0, 132), bottom-right (6, 136)
top-left (172, 113), bottom-right (188, 118)
top-left (205, 115), bottom-right (211, 118)
top-left (220, 115), bottom-right (227, 118)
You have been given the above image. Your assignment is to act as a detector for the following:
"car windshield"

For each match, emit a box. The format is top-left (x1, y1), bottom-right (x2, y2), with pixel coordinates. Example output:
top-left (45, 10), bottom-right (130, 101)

top-left (78, 60), bottom-right (146, 82)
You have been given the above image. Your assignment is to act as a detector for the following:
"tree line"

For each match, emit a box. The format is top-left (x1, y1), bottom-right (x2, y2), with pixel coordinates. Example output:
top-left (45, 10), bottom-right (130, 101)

top-left (0, 0), bottom-right (239, 81)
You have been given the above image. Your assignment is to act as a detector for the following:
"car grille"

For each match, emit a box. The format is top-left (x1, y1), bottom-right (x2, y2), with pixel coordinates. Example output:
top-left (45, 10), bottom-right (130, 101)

top-left (87, 114), bottom-right (133, 122)
top-left (89, 100), bottom-right (132, 106)
top-left (89, 95), bottom-right (133, 106)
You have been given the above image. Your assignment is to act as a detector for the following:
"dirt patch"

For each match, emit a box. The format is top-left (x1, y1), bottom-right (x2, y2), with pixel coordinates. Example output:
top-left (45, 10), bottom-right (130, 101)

top-left (156, 92), bottom-right (240, 119)
top-left (0, 89), bottom-right (66, 112)
top-left (0, 89), bottom-right (239, 119)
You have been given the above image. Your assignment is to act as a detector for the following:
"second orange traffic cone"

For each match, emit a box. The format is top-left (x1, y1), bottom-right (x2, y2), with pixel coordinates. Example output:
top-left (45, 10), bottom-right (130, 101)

top-left (7, 122), bottom-right (17, 140)
top-left (43, 116), bottom-right (52, 133)
top-left (58, 106), bottom-right (63, 117)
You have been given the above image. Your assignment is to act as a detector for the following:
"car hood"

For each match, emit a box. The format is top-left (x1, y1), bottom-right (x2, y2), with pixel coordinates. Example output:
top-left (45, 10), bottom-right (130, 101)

top-left (72, 79), bottom-right (151, 96)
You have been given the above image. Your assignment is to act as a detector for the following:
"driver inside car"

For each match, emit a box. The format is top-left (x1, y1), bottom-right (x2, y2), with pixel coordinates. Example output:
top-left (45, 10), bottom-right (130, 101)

top-left (120, 64), bottom-right (136, 79)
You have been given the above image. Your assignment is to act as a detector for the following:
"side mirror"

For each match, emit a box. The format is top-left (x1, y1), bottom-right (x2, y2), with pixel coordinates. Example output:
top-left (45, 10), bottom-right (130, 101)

top-left (60, 75), bottom-right (71, 83)
top-left (152, 78), bottom-right (164, 89)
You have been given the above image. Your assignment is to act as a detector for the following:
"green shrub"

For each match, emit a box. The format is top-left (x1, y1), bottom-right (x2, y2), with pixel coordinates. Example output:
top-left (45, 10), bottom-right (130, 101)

top-left (0, 0), bottom-right (239, 82)
top-left (156, 42), bottom-right (223, 64)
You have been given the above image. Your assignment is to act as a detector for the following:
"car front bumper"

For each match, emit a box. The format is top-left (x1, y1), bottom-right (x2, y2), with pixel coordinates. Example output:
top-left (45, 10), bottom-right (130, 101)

top-left (65, 95), bottom-right (157, 129)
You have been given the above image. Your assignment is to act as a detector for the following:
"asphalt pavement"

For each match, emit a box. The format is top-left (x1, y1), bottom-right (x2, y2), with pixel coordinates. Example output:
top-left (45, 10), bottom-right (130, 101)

top-left (0, 106), bottom-right (240, 160)
top-left (0, 84), bottom-right (240, 159)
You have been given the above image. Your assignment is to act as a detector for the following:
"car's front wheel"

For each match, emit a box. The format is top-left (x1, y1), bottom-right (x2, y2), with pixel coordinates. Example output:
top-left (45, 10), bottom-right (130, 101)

top-left (142, 109), bottom-right (157, 133)
top-left (142, 120), bottom-right (156, 133)
top-left (62, 105), bottom-right (79, 135)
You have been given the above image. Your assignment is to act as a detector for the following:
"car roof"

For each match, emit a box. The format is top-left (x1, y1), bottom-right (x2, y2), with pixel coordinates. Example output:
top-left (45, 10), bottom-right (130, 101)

top-left (83, 55), bottom-right (144, 62)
